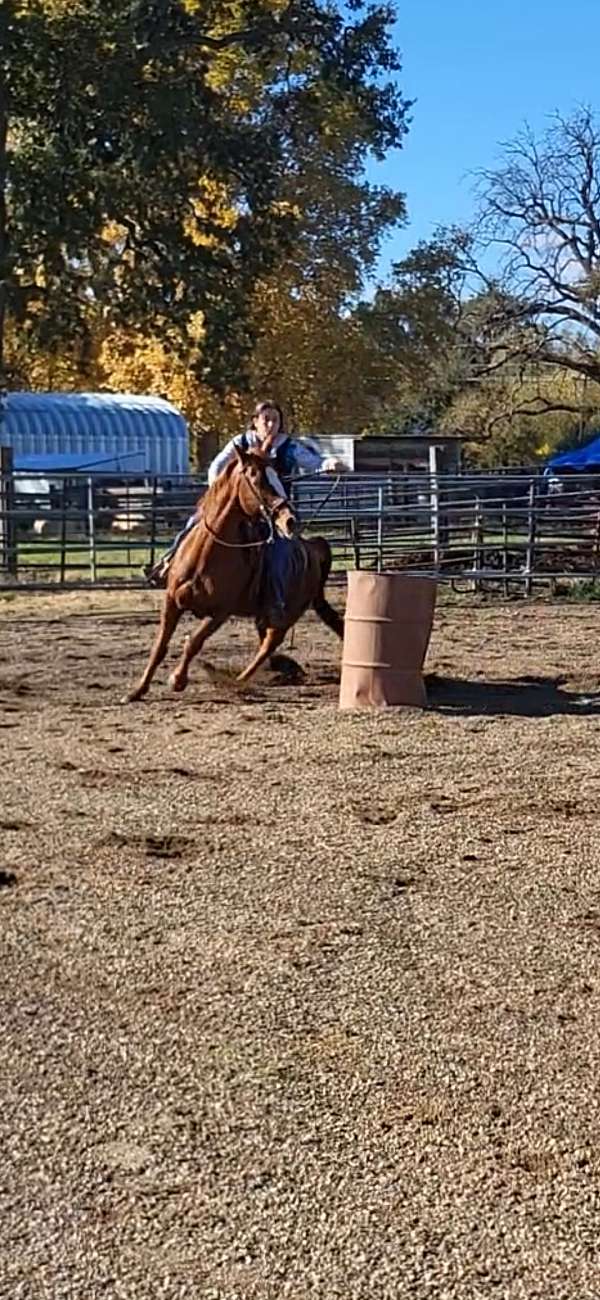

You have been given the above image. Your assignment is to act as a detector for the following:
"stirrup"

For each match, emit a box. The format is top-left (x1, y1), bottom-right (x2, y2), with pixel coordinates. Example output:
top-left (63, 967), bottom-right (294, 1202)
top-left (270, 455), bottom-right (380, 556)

top-left (143, 559), bottom-right (169, 589)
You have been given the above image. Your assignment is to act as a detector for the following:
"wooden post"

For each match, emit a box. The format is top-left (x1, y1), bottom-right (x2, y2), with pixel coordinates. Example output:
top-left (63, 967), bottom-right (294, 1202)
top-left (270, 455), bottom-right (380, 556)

top-left (149, 475), bottom-right (158, 569)
top-left (350, 515), bottom-right (361, 570)
top-left (524, 478), bottom-right (536, 596)
top-left (59, 478), bottom-right (67, 585)
top-left (429, 445), bottom-right (439, 570)
top-left (430, 471), bottom-right (440, 570)
top-left (376, 485), bottom-right (384, 572)
top-left (0, 444), bottom-right (16, 576)
top-left (472, 496), bottom-right (483, 590)
top-left (87, 476), bottom-right (97, 583)
top-left (126, 480), bottom-right (131, 572)
top-left (593, 509), bottom-right (600, 575)
top-left (502, 501), bottom-right (509, 597)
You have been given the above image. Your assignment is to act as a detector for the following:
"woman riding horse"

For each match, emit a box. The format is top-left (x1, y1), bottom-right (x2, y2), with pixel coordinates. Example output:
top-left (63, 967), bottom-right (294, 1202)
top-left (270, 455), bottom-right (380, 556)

top-left (125, 441), bottom-right (344, 700)
top-left (144, 400), bottom-right (344, 616)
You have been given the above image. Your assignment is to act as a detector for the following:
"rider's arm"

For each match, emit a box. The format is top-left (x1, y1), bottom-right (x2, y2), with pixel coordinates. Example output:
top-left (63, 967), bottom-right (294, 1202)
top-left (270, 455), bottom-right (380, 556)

top-left (290, 440), bottom-right (346, 474)
top-left (207, 435), bottom-right (245, 485)
top-left (289, 440), bottom-right (325, 474)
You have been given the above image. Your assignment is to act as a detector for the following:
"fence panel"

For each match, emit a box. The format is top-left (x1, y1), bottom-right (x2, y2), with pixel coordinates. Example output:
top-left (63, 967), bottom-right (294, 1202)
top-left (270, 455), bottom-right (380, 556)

top-left (1, 467), bottom-right (600, 590)
top-left (0, 447), bottom-right (17, 577)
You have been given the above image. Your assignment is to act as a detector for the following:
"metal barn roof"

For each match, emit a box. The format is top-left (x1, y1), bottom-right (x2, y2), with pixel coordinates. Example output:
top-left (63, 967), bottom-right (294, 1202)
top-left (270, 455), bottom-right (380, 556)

top-left (1, 391), bottom-right (189, 475)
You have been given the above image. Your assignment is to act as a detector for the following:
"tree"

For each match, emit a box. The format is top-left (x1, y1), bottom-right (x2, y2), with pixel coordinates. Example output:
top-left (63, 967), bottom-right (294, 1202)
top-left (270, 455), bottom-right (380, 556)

top-left (465, 107), bottom-right (600, 391)
top-left (200, 0), bottom-right (411, 430)
top-left (351, 230), bottom-right (472, 432)
top-left (1, 0), bottom-right (410, 393)
top-left (369, 112), bottom-right (600, 460)
top-left (440, 368), bottom-right (600, 467)
top-left (246, 172), bottom-right (405, 431)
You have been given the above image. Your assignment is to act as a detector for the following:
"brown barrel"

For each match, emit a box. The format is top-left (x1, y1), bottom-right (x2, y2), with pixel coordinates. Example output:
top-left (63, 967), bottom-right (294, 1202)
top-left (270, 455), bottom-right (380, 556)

top-left (339, 571), bottom-right (437, 710)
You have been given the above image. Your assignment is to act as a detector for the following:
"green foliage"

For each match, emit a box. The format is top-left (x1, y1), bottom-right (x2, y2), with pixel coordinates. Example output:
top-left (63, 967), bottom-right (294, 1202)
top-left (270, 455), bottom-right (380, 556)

top-left (352, 216), bottom-right (600, 464)
top-left (554, 580), bottom-right (600, 603)
top-left (353, 230), bottom-right (470, 433)
top-left (0, 0), bottom-right (410, 390)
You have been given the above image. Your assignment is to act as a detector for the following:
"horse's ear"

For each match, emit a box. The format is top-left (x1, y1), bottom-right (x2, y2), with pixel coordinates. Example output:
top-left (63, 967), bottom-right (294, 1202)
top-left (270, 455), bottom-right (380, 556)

top-left (234, 442), bottom-right (248, 467)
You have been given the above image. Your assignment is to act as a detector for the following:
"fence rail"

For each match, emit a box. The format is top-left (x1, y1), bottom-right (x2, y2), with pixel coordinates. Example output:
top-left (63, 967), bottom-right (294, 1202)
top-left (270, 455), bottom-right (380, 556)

top-left (1, 466), bottom-right (600, 591)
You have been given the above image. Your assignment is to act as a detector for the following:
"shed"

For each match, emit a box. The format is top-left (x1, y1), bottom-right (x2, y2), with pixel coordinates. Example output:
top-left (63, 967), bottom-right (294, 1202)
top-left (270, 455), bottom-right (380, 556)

top-left (352, 433), bottom-right (465, 475)
top-left (0, 391), bottom-right (189, 476)
top-left (307, 432), bottom-right (465, 474)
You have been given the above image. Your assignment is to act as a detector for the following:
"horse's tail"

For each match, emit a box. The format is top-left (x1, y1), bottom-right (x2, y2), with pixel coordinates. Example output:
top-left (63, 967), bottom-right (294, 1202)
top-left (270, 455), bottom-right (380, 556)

top-left (311, 538), bottom-right (344, 639)
top-left (314, 594), bottom-right (344, 639)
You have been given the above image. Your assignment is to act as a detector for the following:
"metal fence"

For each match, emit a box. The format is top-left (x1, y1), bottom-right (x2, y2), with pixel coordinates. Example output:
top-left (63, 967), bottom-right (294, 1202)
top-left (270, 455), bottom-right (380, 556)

top-left (1, 464), bottom-right (600, 591)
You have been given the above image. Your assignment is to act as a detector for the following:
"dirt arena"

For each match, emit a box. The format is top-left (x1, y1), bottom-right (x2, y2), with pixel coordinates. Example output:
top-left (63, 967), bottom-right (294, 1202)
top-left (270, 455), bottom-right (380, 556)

top-left (1, 589), bottom-right (600, 1299)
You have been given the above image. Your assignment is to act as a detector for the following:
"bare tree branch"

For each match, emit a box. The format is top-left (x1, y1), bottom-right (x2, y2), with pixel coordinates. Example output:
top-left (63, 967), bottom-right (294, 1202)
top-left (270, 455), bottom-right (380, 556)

top-left (479, 392), bottom-right (599, 437)
top-left (446, 110), bottom-right (600, 404)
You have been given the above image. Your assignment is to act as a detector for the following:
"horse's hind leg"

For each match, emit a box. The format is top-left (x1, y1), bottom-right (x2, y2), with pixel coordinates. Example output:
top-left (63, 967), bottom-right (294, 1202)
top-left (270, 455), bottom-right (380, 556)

top-left (237, 626), bottom-right (286, 683)
top-left (255, 618), bottom-right (304, 680)
top-left (168, 614), bottom-right (226, 693)
top-left (124, 596), bottom-right (181, 703)
top-left (254, 618), bottom-right (279, 667)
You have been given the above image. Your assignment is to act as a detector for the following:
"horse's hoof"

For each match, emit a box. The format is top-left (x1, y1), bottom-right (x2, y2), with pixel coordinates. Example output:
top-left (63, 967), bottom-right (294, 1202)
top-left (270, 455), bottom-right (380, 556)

top-left (122, 689), bottom-right (143, 704)
top-left (168, 673), bottom-right (186, 693)
top-left (269, 654), bottom-right (306, 682)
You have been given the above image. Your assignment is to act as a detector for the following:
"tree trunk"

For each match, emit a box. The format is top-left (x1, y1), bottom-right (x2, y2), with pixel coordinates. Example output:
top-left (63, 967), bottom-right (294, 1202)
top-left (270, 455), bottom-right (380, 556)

top-left (0, 75), bottom-right (7, 391)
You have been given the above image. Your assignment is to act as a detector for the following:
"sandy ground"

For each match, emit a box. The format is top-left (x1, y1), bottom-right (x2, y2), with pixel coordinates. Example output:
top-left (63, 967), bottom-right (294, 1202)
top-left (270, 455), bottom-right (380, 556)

top-left (1, 589), bottom-right (600, 1299)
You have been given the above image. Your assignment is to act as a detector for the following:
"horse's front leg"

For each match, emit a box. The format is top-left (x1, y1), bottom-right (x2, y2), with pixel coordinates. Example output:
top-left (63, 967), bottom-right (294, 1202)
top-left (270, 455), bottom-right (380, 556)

top-left (168, 614), bottom-right (227, 693)
top-left (123, 595), bottom-right (181, 703)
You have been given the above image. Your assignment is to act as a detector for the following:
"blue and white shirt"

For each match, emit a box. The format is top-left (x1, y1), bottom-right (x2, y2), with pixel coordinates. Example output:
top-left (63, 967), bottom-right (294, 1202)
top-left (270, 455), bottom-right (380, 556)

top-left (207, 430), bottom-right (324, 494)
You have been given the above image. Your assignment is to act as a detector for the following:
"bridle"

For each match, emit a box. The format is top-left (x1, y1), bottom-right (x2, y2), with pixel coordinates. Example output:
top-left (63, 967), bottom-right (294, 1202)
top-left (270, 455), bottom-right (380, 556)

top-left (201, 461), bottom-right (293, 550)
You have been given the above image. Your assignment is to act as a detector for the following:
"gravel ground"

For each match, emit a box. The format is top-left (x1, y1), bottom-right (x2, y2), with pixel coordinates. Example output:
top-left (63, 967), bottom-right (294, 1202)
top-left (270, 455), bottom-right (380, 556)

top-left (1, 589), bottom-right (600, 1299)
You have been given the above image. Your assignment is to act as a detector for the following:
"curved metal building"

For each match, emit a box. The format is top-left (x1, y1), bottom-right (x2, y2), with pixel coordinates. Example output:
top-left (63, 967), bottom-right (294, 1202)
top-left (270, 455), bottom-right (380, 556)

top-left (1, 391), bottom-right (189, 475)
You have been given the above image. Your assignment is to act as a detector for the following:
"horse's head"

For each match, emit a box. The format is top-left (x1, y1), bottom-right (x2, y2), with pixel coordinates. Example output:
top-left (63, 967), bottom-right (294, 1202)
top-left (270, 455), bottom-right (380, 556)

top-left (234, 445), bottom-right (297, 539)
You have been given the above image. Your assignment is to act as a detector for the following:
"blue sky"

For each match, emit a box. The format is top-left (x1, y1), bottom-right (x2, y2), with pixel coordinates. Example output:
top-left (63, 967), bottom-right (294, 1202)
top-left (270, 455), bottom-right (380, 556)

top-left (369, 0), bottom-right (600, 281)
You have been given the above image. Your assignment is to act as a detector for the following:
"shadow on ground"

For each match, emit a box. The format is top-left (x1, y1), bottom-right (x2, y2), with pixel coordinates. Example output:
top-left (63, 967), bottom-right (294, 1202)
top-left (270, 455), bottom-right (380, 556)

top-left (428, 673), bottom-right (600, 718)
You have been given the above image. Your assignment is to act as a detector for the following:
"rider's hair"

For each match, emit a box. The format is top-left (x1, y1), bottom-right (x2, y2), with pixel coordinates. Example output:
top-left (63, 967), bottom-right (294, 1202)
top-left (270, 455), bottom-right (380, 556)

top-left (252, 400), bottom-right (286, 435)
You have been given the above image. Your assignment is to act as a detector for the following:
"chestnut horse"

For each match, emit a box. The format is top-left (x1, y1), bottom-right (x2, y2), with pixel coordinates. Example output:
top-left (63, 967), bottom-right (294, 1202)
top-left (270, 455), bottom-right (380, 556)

top-left (124, 446), bottom-right (343, 702)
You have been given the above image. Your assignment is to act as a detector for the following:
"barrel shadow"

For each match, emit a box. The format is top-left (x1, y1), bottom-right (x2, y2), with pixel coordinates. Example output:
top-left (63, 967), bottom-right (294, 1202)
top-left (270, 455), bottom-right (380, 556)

top-left (426, 673), bottom-right (600, 718)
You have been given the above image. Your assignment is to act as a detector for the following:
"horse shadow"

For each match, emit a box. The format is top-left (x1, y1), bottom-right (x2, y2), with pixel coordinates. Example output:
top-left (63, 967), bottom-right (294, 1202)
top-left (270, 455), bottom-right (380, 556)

top-left (426, 673), bottom-right (600, 718)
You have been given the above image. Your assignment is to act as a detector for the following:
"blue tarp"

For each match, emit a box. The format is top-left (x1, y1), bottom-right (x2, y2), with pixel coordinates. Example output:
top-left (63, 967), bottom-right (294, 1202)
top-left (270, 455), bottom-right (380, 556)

top-left (545, 434), bottom-right (600, 472)
top-left (13, 451), bottom-right (144, 474)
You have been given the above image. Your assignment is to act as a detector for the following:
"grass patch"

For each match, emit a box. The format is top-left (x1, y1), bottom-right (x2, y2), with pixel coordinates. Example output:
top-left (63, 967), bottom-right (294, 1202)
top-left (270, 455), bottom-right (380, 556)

top-left (553, 579), bottom-right (600, 602)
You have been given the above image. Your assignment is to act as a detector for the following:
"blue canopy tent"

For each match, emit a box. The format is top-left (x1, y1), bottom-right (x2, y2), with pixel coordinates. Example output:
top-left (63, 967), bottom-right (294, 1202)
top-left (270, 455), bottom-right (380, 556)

top-left (545, 434), bottom-right (600, 473)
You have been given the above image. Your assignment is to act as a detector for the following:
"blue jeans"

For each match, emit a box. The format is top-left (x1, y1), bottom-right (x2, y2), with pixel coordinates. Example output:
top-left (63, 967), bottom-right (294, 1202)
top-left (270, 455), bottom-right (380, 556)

top-left (265, 535), bottom-right (295, 611)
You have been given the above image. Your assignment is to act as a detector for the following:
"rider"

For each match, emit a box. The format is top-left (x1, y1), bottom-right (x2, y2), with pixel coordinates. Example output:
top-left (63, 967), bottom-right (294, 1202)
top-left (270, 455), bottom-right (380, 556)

top-left (143, 400), bottom-right (344, 597)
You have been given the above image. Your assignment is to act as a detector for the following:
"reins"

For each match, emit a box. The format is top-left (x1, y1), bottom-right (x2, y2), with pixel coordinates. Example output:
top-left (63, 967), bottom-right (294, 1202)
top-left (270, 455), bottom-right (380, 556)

top-left (300, 475), bottom-right (341, 531)
top-left (201, 466), bottom-right (343, 550)
top-left (202, 514), bottom-right (274, 549)
top-left (201, 464), bottom-right (283, 550)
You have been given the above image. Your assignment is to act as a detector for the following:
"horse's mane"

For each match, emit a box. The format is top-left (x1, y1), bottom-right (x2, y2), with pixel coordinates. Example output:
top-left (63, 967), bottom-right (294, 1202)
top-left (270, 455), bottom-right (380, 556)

top-left (199, 450), bottom-right (268, 513)
top-left (199, 456), bottom-right (239, 513)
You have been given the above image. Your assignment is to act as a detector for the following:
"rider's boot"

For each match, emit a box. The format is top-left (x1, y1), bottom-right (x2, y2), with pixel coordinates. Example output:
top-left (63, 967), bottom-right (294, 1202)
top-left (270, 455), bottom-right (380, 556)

top-left (142, 555), bottom-right (171, 588)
